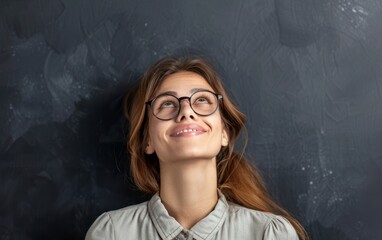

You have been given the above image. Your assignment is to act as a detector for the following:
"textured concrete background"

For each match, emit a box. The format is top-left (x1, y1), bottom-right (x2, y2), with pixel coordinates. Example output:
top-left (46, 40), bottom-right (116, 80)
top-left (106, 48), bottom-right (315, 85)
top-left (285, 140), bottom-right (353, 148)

top-left (1, 0), bottom-right (382, 239)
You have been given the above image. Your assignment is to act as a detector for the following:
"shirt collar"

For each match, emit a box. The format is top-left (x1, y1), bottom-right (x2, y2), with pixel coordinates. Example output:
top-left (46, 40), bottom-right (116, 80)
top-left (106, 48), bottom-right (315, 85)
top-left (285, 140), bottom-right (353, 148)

top-left (147, 189), bottom-right (229, 240)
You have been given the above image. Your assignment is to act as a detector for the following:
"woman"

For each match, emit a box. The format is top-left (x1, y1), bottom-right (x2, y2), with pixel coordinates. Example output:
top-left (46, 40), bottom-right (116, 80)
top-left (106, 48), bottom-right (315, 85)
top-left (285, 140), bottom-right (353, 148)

top-left (85, 56), bottom-right (308, 240)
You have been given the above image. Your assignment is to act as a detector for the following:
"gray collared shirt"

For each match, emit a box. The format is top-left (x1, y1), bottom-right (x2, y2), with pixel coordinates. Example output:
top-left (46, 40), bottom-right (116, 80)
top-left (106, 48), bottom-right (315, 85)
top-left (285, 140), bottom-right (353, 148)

top-left (85, 191), bottom-right (299, 240)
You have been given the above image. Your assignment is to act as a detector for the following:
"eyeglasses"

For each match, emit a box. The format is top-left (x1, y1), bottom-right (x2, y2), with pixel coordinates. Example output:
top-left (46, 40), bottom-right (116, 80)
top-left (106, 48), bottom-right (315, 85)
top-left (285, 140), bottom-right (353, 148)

top-left (145, 90), bottom-right (223, 120)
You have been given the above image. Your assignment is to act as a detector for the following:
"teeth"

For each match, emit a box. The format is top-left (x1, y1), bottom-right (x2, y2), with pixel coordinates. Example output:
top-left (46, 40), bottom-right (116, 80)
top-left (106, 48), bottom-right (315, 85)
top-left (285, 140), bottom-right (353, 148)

top-left (176, 129), bottom-right (198, 135)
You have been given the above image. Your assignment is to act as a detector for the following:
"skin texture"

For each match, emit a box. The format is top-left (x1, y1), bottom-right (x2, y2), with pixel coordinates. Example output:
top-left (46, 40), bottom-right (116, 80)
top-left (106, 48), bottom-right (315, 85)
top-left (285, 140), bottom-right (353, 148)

top-left (145, 71), bottom-right (229, 229)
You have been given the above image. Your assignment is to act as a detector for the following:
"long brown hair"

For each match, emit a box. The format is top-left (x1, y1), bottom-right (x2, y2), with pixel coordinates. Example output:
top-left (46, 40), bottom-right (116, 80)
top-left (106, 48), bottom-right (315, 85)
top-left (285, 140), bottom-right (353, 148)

top-left (124, 56), bottom-right (308, 240)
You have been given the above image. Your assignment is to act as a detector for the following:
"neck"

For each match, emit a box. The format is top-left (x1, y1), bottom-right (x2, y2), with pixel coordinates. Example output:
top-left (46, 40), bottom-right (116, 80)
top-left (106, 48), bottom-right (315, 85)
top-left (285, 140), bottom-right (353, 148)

top-left (159, 158), bottom-right (218, 229)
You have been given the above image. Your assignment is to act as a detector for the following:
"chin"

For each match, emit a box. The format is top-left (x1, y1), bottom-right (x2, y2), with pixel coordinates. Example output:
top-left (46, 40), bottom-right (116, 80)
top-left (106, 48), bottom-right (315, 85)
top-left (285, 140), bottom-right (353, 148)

top-left (171, 150), bottom-right (218, 161)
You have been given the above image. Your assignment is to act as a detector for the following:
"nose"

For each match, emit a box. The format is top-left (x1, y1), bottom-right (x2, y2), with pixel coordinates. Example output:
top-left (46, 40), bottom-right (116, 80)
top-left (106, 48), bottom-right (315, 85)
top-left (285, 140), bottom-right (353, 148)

top-left (175, 98), bottom-right (198, 122)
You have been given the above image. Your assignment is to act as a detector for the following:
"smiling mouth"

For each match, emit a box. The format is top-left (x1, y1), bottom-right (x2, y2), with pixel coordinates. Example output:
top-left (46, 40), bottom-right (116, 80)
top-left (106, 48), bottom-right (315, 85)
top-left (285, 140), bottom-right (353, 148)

top-left (171, 128), bottom-right (206, 137)
top-left (176, 128), bottom-right (197, 135)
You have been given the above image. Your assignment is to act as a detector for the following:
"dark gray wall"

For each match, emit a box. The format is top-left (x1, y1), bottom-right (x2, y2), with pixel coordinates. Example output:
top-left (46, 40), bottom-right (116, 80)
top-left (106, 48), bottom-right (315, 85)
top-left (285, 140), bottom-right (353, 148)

top-left (1, 0), bottom-right (382, 239)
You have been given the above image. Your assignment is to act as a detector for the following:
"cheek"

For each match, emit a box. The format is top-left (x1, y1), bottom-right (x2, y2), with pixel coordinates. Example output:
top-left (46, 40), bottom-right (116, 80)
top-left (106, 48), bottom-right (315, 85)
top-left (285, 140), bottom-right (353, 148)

top-left (147, 118), bottom-right (158, 144)
top-left (215, 112), bottom-right (224, 130)
top-left (208, 115), bottom-right (225, 137)
top-left (148, 120), bottom-right (168, 146)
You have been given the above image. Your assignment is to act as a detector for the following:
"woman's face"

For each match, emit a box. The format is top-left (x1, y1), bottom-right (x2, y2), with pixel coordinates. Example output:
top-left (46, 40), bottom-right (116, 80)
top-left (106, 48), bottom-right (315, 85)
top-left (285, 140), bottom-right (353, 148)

top-left (145, 71), bottom-right (228, 163)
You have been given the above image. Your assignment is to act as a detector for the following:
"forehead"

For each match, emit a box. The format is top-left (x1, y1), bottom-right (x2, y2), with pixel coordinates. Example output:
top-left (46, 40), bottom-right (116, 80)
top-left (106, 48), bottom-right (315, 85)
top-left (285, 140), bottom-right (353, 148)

top-left (156, 71), bottom-right (214, 96)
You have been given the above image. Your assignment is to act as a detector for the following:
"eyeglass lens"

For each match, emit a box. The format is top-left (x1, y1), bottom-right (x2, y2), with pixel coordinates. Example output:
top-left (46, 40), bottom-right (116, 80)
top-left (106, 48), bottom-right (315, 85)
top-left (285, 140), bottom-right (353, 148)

top-left (151, 91), bottom-right (219, 120)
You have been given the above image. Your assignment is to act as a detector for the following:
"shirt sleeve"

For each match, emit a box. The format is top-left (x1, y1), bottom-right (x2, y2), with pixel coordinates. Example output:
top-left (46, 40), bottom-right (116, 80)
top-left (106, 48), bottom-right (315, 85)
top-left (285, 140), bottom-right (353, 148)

top-left (85, 212), bottom-right (115, 240)
top-left (263, 215), bottom-right (299, 240)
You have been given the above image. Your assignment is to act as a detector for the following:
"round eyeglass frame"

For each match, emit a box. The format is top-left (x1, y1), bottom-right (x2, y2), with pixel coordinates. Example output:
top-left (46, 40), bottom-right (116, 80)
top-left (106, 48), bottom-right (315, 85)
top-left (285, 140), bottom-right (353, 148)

top-left (145, 90), bottom-right (223, 121)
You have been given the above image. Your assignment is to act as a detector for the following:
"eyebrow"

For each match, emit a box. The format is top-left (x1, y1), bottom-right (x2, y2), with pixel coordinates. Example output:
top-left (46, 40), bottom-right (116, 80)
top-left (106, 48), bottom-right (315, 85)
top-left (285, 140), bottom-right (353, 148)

top-left (157, 88), bottom-right (211, 96)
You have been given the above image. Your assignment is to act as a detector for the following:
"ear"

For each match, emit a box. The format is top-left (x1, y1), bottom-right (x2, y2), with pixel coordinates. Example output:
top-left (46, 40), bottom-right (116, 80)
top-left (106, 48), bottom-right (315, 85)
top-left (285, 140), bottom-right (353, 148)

top-left (221, 128), bottom-right (229, 147)
top-left (145, 139), bottom-right (155, 154)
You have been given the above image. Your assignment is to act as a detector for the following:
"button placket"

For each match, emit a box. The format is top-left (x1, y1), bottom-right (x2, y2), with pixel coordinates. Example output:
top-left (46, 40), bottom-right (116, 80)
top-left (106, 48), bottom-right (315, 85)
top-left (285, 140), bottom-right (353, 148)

top-left (173, 230), bottom-right (195, 240)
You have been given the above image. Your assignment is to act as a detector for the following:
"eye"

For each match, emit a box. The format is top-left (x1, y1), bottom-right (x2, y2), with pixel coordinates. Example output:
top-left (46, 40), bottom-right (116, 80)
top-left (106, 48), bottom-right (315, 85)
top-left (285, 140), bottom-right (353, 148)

top-left (195, 97), bottom-right (208, 103)
top-left (160, 101), bottom-right (176, 108)
top-left (194, 94), bottom-right (214, 105)
top-left (152, 95), bottom-right (179, 111)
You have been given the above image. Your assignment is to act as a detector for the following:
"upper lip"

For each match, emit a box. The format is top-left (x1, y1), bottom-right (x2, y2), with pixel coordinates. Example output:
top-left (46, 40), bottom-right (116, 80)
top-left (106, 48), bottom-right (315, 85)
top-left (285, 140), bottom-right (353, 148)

top-left (169, 124), bottom-right (207, 136)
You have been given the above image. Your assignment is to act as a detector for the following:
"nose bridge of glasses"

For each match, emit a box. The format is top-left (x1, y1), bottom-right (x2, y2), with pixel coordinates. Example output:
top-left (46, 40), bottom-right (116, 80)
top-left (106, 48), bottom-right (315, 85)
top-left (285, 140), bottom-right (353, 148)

top-left (178, 96), bottom-right (191, 103)
top-left (176, 96), bottom-right (197, 121)
top-left (177, 96), bottom-right (193, 111)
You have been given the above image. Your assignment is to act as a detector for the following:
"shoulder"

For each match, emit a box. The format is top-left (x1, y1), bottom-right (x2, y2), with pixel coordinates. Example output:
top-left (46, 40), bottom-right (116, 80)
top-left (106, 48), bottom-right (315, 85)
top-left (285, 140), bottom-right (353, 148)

top-left (85, 201), bottom-right (149, 240)
top-left (226, 202), bottom-right (299, 240)
top-left (107, 201), bottom-right (149, 223)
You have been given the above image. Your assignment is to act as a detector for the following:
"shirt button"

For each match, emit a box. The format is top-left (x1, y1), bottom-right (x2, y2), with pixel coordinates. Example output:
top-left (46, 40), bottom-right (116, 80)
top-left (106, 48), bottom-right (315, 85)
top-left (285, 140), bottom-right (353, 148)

top-left (181, 231), bottom-right (188, 238)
